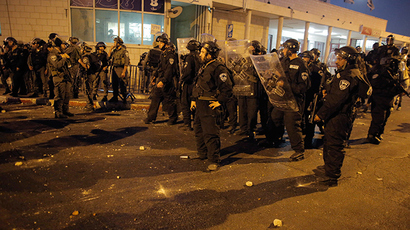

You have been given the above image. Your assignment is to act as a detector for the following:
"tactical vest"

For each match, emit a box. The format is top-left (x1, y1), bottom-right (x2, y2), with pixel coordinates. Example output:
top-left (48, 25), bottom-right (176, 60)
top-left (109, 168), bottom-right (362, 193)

top-left (112, 48), bottom-right (127, 67)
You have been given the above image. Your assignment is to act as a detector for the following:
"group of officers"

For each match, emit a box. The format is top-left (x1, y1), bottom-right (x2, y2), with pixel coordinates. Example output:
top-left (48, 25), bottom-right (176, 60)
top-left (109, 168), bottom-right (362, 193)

top-left (141, 33), bottom-right (408, 187)
top-left (1, 31), bottom-right (408, 187)
top-left (0, 33), bottom-right (130, 117)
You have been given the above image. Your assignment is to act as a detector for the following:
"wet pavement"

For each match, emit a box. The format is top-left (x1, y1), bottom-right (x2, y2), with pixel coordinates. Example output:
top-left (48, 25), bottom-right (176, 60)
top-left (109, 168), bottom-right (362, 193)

top-left (0, 92), bottom-right (410, 230)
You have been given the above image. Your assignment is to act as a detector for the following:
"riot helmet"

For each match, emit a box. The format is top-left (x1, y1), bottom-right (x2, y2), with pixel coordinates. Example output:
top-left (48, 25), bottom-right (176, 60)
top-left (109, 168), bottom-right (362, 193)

top-left (372, 43), bottom-right (379, 50)
top-left (401, 46), bottom-right (408, 55)
top-left (335, 46), bottom-right (358, 64)
top-left (48, 33), bottom-right (58, 41)
top-left (96, 41), bottom-right (106, 50)
top-left (186, 39), bottom-right (201, 51)
top-left (5, 37), bottom-right (17, 46)
top-left (386, 35), bottom-right (394, 46)
top-left (114, 36), bottom-right (124, 45)
top-left (83, 45), bottom-right (92, 53)
top-left (156, 33), bottom-right (169, 44)
top-left (310, 48), bottom-right (321, 60)
top-left (301, 51), bottom-right (314, 61)
top-left (250, 40), bottom-right (262, 55)
top-left (283, 39), bottom-right (300, 53)
top-left (54, 38), bottom-right (63, 48)
top-left (202, 41), bottom-right (221, 59)
top-left (69, 36), bottom-right (79, 44)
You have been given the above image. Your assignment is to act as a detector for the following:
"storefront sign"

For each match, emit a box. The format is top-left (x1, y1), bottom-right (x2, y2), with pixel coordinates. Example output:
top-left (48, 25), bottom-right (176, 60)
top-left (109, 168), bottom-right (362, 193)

top-left (151, 24), bottom-right (161, 35)
top-left (360, 25), bottom-right (381, 37)
top-left (227, 24), bottom-right (233, 38)
top-left (144, 0), bottom-right (164, 13)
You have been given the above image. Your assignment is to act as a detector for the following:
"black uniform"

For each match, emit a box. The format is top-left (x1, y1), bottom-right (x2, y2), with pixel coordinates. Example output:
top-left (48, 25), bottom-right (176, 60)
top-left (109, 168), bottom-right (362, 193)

top-left (316, 65), bottom-right (360, 180)
top-left (28, 46), bottom-right (48, 96)
top-left (65, 44), bottom-right (81, 98)
top-left (192, 59), bottom-right (233, 163)
top-left (145, 47), bottom-right (178, 124)
top-left (180, 51), bottom-right (201, 128)
top-left (94, 50), bottom-right (109, 98)
top-left (80, 51), bottom-right (100, 109)
top-left (6, 45), bottom-right (27, 97)
top-left (142, 47), bottom-right (161, 93)
top-left (270, 57), bottom-right (310, 154)
top-left (367, 44), bottom-right (401, 143)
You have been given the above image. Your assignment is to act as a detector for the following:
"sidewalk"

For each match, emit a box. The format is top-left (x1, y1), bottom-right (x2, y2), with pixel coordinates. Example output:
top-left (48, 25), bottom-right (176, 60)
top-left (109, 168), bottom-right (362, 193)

top-left (0, 86), bottom-right (152, 111)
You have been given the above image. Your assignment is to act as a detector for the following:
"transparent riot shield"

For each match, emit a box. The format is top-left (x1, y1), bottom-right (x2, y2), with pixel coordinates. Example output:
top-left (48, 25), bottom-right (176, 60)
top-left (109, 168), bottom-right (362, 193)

top-left (177, 37), bottom-right (194, 79)
top-left (225, 39), bottom-right (254, 96)
top-left (216, 40), bottom-right (226, 63)
top-left (250, 53), bottom-right (299, 112)
top-left (199, 33), bottom-right (215, 43)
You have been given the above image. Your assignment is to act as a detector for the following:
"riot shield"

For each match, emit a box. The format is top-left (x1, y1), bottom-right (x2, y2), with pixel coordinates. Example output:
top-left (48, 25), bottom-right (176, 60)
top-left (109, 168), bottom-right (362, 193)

top-left (216, 40), bottom-right (226, 63)
top-left (177, 37), bottom-right (194, 79)
top-left (225, 39), bottom-right (254, 96)
top-left (199, 33), bottom-right (215, 43)
top-left (250, 53), bottom-right (299, 112)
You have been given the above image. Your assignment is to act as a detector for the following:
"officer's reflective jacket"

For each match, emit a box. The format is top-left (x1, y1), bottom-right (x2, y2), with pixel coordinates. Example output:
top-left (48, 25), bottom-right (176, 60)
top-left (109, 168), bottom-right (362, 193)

top-left (47, 48), bottom-right (70, 81)
top-left (316, 64), bottom-right (360, 122)
top-left (192, 59), bottom-right (233, 103)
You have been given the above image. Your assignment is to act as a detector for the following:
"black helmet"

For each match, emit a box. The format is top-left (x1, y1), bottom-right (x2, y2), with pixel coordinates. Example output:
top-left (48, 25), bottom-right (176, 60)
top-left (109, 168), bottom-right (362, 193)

top-left (156, 33), bottom-right (169, 44)
top-left (373, 43), bottom-right (380, 50)
top-left (283, 39), bottom-right (299, 53)
top-left (114, 36), bottom-right (124, 45)
top-left (48, 33), bottom-right (58, 41)
top-left (250, 40), bottom-right (262, 54)
top-left (335, 46), bottom-right (358, 63)
top-left (5, 37), bottom-right (17, 46)
top-left (69, 36), bottom-right (79, 44)
top-left (301, 51), bottom-right (314, 60)
top-left (96, 41), bottom-right (106, 49)
top-left (310, 48), bottom-right (321, 58)
top-left (31, 38), bottom-right (45, 46)
top-left (202, 41), bottom-right (221, 59)
top-left (386, 34), bottom-right (394, 46)
top-left (83, 45), bottom-right (92, 53)
top-left (401, 47), bottom-right (408, 55)
top-left (186, 40), bottom-right (201, 51)
top-left (54, 38), bottom-right (63, 48)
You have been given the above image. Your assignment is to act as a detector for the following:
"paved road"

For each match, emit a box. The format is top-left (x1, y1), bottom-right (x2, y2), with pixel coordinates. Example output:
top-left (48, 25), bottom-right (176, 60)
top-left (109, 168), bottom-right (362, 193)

top-left (0, 97), bottom-right (409, 230)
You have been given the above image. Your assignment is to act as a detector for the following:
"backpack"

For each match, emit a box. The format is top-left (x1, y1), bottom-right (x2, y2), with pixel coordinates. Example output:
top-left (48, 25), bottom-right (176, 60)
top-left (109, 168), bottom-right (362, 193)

top-left (89, 53), bottom-right (102, 73)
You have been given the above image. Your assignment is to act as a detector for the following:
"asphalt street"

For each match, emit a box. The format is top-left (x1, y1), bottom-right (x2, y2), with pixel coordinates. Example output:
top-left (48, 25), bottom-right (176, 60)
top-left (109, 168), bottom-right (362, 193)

top-left (0, 94), bottom-right (409, 230)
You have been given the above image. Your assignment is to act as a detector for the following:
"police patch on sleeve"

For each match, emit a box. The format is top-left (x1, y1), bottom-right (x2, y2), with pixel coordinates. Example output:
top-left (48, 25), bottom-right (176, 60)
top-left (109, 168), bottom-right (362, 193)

top-left (301, 72), bottom-right (309, 81)
top-left (51, 55), bottom-right (57, 62)
top-left (83, 57), bottom-right (89, 65)
top-left (339, 79), bottom-right (350, 90)
top-left (169, 58), bottom-right (174, 65)
top-left (219, 73), bottom-right (228, 82)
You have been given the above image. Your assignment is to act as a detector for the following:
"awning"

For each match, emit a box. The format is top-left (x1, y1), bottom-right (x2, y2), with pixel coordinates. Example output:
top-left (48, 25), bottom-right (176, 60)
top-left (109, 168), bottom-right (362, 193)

top-left (173, 0), bottom-right (212, 7)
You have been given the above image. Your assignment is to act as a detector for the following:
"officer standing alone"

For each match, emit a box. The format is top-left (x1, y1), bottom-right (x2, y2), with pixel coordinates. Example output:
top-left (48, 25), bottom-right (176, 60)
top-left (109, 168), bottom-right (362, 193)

top-left (313, 46), bottom-right (360, 186)
top-left (108, 37), bottom-right (130, 103)
top-left (190, 41), bottom-right (233, 171)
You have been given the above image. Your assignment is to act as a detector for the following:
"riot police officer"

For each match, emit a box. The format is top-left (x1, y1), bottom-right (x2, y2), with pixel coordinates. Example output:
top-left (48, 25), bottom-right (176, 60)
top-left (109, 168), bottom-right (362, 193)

top-left (141, 39), bottom-right (162, 94)
top-left (48, 38), bottom-right (73, 118)
top-left (190, 41), bottom-right (233, 171)
top-left (65, 36), bottom-right (81, 98)
top-left (79, 44), bottom-right (101, 111)
top-left (367, 35), bottom-right (402, 144)
top-left (28, 38), bottom-right (48, 97)
top-left (4, 37), bottom-right (27, 97)
top-left (94, 42), bottom-right (109, 101)
top-left (144, 34), bottom-right (178, 125)
top-left (180, 39), bottom-right (201, 130)
top-left (313, 46), bottom-right (361, 186)
top-left (108, 37), bottom-right (130, 103)
top-left (272, 39), bottom-right (310, 161)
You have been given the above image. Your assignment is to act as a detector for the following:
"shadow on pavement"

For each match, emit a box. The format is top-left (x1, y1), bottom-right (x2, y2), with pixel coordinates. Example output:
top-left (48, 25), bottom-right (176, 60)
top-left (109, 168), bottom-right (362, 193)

top-left (61, 174), bottom-right (325, 230)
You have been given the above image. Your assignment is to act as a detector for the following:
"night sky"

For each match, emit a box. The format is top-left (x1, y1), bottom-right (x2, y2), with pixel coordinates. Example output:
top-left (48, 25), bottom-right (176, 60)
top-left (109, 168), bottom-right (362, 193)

top-left (329, 0), bottom-right (410, 37)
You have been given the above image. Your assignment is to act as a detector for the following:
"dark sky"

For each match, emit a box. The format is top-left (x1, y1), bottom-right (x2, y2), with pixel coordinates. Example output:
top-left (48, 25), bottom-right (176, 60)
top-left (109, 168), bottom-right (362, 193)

top-left (329, 0), bottom-right (410, 37)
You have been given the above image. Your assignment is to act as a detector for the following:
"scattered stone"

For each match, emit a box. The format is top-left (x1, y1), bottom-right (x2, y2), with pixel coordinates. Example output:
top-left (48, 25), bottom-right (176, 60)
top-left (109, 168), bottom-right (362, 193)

top-left (139, 146), bottom-right (145, 150)
top-left (273, 219), bottom-right (282, 227)
top-left (1, 110), bottom-right (6, 113)
top-left (117, 176), bottom-right (121, 179)
top-left (180, 155), bottom-right (189, 159)
top-left (377, 177), bottom-right (383, 181)
top-left (357, 172), bottom-right (363, 175)
top-left (71, 210), bottom-right (79, 216)
top-left (246, 181), bottom-right (253, 187)
top-left (15, 162), bottom-right (23, 166)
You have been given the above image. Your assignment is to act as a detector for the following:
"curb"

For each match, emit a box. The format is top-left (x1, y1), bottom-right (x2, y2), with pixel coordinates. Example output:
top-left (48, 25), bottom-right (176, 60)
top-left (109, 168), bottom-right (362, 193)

top-left (0, 95), bottom-right (152, 111)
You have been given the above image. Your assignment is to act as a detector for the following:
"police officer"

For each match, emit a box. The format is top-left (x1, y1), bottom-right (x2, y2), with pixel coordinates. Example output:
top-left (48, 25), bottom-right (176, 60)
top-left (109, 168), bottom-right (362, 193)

top-left (180, 39), bottom-right (201, 131)
top-left (144, 34), bottom-right (178, 125)
top-left (28, 38), bottom-right (48, 97)
top-left (141, 39), bottom-right (162, 94)
top-left (94, 42), bottom-right (109, 101)
top-left (48, 38), bottom-right (73, 118)
top-left (313, 46), bottom-right (360, 186)
top-left (108, 37), bottom-right (130, 103)
top-left (190, 41), bottom-right (233, 171)
top-left (65, 37), bottom-right (82, 98)
top-left (271, 39), bottom-right (310, 161)
top-left (79, 43), bottom-right (100, 111)
top-left (4, 37), bottom-right (27, 97)
top-left (237, 40), bottom-right (265, 140)
top-left (366, 35), bottom-right (402, 144)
